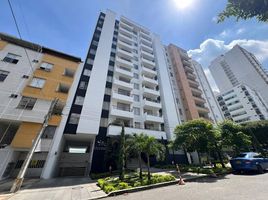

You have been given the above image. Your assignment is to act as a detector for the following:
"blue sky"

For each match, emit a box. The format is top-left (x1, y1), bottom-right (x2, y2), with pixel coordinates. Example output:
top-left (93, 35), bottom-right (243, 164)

top-left (1, 0), bottom-right (268, 90)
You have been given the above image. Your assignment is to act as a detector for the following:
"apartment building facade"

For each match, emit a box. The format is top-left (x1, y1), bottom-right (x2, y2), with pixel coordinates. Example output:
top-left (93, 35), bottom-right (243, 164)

top-left (41, 10), bottom-right (188, 178)
top-left (216, 84), bottom-right (268, 123)
top-left (0, 33), bottom-right (82, 180)
top-left (209, 45), bottom-right (268, 105)
top-left (166, 44), bottom-right (223, 122)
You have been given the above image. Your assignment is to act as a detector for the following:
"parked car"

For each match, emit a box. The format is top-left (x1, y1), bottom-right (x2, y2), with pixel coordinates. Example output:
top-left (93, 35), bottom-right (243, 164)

top-left (230, 152), bottom-right (268, 173)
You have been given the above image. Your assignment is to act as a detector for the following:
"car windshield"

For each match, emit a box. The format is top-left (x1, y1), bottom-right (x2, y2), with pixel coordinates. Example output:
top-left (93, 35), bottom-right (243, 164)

top-left (236, 153), bottom-right (247, 158)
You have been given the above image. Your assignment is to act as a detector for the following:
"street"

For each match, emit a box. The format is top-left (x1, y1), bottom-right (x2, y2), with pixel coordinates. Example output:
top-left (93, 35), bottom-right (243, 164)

top-left (108, 173), bottom-right (268, 200)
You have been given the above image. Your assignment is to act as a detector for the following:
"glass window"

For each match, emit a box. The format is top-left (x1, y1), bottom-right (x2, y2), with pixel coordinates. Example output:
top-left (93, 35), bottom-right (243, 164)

top-left (83, 69), bottom-right (91, 76)
top-left (134, 73), bottom-right (139, 79)
top-left (29, 77), bottom-right (45, 88)
top-left (134, 64), bottom-right (139, 70)
top-left (135, 122), bottom-right (141, 128)
top-left (42, 126), bottom-right (56, 139)
top-left (87, 58), bottom-right (94, 65)
top-left (3, 53), bottom-right (19, 64)
top-left (64, 68), bottom-right (75, 77)
top-left (79, 81), bottom-right (88, 90)
top-left (17, 96), bottom-right (37, 110)
top-left (133, 107), bottom-right (140, 115)
top-left (134, 83), bottom-right (139, 90)
top-left (0, 70), bottom-right (9, 82)
top-left (100, 118), bottom-right (108, 127)
top-left (40, 62), bottom-right (54, 71)
top-left (133, 94), bottom-right (140, 102)
top-left (74, 96), bottom-right (85, 105)
top-left (102, 101), bottom-right (110, 110)
top-left (107, 76), bottom-right (113, 82)
top-left (69, 113), bottom-right (80, 124)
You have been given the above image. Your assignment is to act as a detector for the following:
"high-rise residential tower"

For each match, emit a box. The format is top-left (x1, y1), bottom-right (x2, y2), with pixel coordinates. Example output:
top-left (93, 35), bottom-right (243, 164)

top-left (42, 10), bottom-right (187, 178)
top-left (166, 44), bottom-right (223, 123)
top-left (209, 45), bottom-right (268, 104)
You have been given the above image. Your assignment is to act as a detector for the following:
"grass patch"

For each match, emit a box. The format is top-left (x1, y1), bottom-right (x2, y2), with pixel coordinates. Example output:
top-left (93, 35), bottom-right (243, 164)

top-left (97, 173), bottom-right (176, 193)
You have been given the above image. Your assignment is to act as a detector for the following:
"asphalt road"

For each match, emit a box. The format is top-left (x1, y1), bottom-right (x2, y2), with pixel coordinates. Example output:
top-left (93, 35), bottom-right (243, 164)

top-left (108, 172), bottom-right (268, 200)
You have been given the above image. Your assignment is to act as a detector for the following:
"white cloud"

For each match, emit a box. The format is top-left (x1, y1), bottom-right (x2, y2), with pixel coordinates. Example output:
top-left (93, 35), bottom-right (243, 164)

top-left (236, 28), bottom-right (245, 35)
top-left (188, 39), bottom-right (268, 91)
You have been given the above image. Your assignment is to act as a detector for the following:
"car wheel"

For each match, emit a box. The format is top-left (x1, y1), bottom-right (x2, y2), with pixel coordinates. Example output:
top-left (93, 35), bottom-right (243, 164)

top-left (257, 165), bottom-right (264, 174)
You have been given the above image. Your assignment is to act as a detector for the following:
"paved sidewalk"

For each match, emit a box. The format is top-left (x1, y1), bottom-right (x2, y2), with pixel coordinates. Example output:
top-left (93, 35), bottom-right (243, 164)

top-left (0, 177), bottom-right (106, 200)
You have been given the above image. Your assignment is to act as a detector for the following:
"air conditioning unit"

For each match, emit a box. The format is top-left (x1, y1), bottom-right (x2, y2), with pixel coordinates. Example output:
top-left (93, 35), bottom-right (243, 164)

top-left (22, 75), bottom-right (29, 79)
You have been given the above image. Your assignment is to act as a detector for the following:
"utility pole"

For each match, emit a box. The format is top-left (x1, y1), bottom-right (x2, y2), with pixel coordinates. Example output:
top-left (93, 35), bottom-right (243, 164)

top-left (10, 98), bottom-right (59, 193)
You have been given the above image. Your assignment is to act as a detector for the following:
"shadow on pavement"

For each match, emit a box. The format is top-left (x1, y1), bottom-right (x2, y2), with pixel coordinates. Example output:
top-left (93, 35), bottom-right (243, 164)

top-left (232, 170), bottom-right (267, 176)
top-left (0, 177), bottom-right (95, 194)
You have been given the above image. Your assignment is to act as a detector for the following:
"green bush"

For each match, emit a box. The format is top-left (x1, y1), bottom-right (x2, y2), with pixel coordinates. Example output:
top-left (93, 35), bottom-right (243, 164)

top-left (133, 181), bottom-right (141, 187)
top-left (97, 179), bottom-right (106, 188)
top-left (118, 182), bottom-right (129, 190)
top-left (103, 185), bottom-right (116, 193)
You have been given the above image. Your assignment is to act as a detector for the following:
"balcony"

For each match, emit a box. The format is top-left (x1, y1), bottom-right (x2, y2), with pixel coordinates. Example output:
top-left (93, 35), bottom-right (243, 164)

top-left (117, 40), bottom-right (132, 51)
top-left (117, 48), bottom-right (133, 59)
top-left (188, 79), bottom-right (199, 87)
top-left (143, 86), bottom-right (160, 97)
top-left (143, 99), bottom-right (162, 109)
top-left (116, 56), bottom-right (133, 69)
top-left (193, 96), bottom-right (206, 104)
top-left (144, 113), bottom-right (164, 123)
top-left (118, 32), bottom-right (132, 45)
top-left (142, 75), bottom-right (158, 86)
top-left (141, 50), bottom-right (154, 61)
top-left (119, 26), bottom-right (133, 37)
top-left (142, 66), bottom-right (157, 76)
top-left (120, 21), bottom-right (133, 32)
top-left (184, 65), bottom-right (194, 73)
top-left (141, 43), bottom-right (153, 54)
top-left (112, 91), bottom-right (133, 103)
top-left (186, 72), bottom-right (196, 81)
top-left (140, 37), bottom-right (152, 47)
top-left (196, 105), bottom-right (210, 113)
top-left (113, 78), bottom-right (133, 89)
top-left (142, 57), bottom-right (155, 68)
top-left (183, 59), bottom-right (191, 67)
top-left (115, 66), bottom-right (132, 78)
top-left (110, 106), bottom-right (134, 118)
top-left (140, 31), bottom-right (152, 42)
top-left (107, 125), bottom-right (166, 139)
top-left (191, 87), bottom-right (203, 96)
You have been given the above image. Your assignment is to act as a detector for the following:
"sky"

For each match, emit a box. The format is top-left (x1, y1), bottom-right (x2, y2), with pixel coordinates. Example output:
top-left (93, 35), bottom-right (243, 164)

top-left (1, 0), bottom-right (268, 91)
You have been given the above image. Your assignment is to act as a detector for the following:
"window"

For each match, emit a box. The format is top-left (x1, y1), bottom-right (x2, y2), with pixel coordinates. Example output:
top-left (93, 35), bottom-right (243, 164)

top-left (134, 64), bottom-right (139, 70)
top-left (133, 56), bottom-right (138, 61)
top-left (135, 122), bottom-right (141, 128)
top-left (83, 69), bottom-right (91, 76)
top-left (133, 94), bottom-right (140, 102)
top-left (133, 107), bottom-right (140, 115)
top-left (0, 70), bottom-right (9, 82)
top-left (107, 76), bottom-right (113, 83)
top-left (3, 53), bottom-right (19, 64)
top-left (17, 96), bottom-right (37, 110)
top-left (69, 113), bottom-right (80, 124)
top-left (29, 77), bottom-right (45, 88)
top-left (100, 118), bottom-right (108, 127)
top-left (74, 96), bottom-right (85, 105)
top-left (79, 81), bottom-right (88, 90)
top-left (42, 126), bottom-right (56, 139)
top-left (134, 83), bottom-right (139, 90)
top-left (40, 62), bottom-right (53, 71)
top-left (57, 83), bottom-right (70, 93)
top-left (87, 58), bottom-right (94, 65)
top-left (64, 68), bottom-right (75, 77)
top-left (134, 73), bottom-right (139, 79)
top-left (117, 102), bottom-right (130, 111)
top-left (102, 101), bottom-right (110, 110)
top-left (133, 49), bottom-right (138, 54)
top-left (105, 88), bottom-right (111, 95)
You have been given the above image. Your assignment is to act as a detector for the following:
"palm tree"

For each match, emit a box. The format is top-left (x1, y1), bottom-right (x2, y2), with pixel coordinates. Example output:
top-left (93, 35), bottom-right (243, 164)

top-left (126, 133), bottom-right (146, 179)
top-left (142, 135), bottom-right (165, 181)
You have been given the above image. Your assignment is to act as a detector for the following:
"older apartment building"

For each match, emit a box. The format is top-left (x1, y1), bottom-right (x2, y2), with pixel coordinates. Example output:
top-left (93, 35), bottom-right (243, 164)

top-left (0, 33), bottom-right (82, 180)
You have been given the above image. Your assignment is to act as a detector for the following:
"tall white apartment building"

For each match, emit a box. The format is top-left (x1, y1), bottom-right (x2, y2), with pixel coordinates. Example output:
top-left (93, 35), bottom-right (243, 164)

top-left (209, 45), bottom-right (268, 104)
top-left (216, 84), bottom-right (268, 123)
top-left (42, 10), bottom-right (188, 177)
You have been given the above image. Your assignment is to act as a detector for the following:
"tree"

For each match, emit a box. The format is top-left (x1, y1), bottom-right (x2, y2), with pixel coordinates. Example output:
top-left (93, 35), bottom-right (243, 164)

top-left (218, 0), bottom-right (268, 23)
top-left (173, 119), bottom-right (214, 165)
top-left (142, 135), bottom-right (165, 181)
top-left (219, 120), bottom-right (252, 154)
top-left (125, 133), bottom-right (146, 179)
